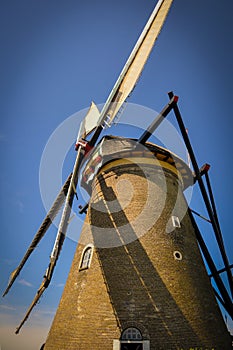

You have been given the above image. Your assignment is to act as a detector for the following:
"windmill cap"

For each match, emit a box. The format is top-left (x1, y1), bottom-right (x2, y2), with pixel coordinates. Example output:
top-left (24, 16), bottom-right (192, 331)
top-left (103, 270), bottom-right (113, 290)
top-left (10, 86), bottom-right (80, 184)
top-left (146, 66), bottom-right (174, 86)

top-left (81, 136), bottom-right (193, 193)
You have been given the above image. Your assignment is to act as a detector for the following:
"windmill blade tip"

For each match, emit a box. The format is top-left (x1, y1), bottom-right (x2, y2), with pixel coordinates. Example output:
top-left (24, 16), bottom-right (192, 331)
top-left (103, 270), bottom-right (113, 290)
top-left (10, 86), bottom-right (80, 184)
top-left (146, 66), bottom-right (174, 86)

top-left (2, 286), bottom-right (10, 297)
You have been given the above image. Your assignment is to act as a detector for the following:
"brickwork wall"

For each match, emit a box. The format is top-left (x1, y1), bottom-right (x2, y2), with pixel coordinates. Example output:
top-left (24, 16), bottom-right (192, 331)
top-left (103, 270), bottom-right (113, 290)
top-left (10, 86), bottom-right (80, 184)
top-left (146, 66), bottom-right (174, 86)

top-left (44, 155), bottom-right (232, 349)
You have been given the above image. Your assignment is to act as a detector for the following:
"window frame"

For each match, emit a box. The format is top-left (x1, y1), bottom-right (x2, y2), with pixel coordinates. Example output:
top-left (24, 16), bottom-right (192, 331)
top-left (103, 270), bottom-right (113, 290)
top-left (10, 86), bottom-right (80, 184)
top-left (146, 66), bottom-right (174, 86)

top-left (171, 215), bottom-right (181, 228)
top-left (121, 327), bottom-right (143, 341)
top-left (79, 244), bottom-right (94, 271)
top-left (113, 340), bottom-right (150, 350)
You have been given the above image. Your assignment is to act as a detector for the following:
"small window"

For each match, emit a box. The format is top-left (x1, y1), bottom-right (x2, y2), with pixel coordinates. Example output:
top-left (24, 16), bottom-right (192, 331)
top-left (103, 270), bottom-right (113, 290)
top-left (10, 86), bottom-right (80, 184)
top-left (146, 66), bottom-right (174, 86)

top-left (121, 327), bottom-right (142, 340)
top-left (79, 246), bottom-right (93, 270)
top-left (171, 215), bottom-right (181, 228)
top-left (173, 250), bottom-right (182, 261)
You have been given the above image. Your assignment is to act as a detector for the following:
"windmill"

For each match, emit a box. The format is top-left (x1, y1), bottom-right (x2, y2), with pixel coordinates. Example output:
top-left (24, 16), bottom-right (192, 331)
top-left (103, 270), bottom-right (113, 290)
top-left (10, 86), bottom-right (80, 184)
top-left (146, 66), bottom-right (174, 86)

top-left (2, 0), bottom-right (233, 348)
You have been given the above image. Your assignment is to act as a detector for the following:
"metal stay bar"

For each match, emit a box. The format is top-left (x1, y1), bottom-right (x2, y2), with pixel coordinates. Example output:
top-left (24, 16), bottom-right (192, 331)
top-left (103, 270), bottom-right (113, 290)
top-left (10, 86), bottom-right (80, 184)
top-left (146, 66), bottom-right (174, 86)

top-left (188, 208), bottom-right (233, 318)
top-left (138, 95), bottom-right (178, 144)
top-left (168, 90), bottom-right (233, 301)
top-left (204, 170), bottom-right (222, 236)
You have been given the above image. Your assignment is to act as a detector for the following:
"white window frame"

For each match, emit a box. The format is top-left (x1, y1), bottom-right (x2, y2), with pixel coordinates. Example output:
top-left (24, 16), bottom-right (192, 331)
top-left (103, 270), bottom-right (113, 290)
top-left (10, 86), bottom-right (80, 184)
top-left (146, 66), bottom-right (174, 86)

top-left (171, 215), bottom-right (181, 228)
top-left (79, 244), bottom-right (94, 270)
top-left (113, 340), bottom-right (150, 350)
top-left (121, 327), bottom-right (142, 340)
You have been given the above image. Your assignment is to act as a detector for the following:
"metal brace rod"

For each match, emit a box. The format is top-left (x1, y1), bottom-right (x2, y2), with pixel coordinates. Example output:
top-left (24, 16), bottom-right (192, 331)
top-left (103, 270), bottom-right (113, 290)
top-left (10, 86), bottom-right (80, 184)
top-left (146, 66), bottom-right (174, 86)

top-left (188, 208), bottom-right (233, 319)
top-left (209, 264), bottom-right (233, 278)
top-left (168, 91), bottom-right (233, 300)
top-left (138, 95), bottom-right (178, 144)
top-left (204, 171), bottom-right (222, 237)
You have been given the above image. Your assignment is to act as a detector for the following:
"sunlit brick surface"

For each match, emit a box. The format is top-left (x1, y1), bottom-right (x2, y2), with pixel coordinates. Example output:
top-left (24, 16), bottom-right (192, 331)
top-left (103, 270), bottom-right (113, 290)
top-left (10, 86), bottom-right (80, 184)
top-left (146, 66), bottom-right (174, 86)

top-left (45, 143), bottom-right (231, 350)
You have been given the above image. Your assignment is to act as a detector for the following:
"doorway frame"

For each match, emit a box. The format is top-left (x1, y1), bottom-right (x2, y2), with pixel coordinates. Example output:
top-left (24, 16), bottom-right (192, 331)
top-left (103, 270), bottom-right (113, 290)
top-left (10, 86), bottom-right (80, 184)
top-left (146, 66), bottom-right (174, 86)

top-left (113, 340), bottom-right (150, 350)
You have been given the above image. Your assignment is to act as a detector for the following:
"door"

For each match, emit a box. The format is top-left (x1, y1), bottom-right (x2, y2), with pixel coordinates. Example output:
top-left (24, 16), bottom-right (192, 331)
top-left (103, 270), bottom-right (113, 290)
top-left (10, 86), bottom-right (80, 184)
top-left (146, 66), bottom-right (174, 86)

top-left (121, 344), bottom-right (143, 350)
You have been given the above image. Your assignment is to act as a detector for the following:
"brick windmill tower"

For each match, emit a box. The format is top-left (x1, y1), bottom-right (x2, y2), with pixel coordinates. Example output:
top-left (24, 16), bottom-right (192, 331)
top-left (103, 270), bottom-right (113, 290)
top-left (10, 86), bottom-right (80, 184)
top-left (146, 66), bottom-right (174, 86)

top-left (3, 0), bottom-right (233, 349)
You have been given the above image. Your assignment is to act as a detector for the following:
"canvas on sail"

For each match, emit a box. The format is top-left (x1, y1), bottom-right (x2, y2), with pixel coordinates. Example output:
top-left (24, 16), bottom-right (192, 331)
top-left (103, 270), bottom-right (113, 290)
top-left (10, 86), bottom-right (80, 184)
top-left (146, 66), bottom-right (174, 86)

top-left (77, 101), bottom-right (100, 140)
top-left (97, 0), bottom-right (174, 128)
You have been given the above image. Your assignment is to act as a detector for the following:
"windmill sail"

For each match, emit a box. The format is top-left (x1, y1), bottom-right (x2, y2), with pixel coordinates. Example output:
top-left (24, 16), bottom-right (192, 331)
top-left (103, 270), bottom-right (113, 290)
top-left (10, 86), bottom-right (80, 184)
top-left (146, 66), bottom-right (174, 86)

top-left (15, 147), bottom-right (84, 333)
top-left (77, 101), bottom-right (100, 140)
top-left (96, 0), bottom-right (174, 129)
top-left (2, 173), bottom-right (72, 297)
top-left (12, 0), bottom-right (174, 333)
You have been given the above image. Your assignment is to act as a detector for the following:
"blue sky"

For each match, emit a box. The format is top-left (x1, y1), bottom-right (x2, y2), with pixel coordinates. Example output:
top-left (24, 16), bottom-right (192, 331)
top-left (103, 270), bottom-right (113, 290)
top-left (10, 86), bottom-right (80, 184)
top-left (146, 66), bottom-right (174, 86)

top-left (1, 0), bottom-right (233, 348)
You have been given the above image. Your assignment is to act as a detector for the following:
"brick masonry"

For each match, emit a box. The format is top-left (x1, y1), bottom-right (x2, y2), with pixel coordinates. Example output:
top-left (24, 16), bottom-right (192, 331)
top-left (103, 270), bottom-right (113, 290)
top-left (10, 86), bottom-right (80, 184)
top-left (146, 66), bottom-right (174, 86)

top-left (44, 142), bottom-right (232, 350)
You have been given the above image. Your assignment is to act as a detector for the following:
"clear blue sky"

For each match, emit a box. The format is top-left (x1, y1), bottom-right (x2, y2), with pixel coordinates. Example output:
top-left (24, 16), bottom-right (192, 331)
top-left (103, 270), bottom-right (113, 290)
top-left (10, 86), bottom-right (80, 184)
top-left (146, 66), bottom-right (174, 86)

top-left (1, 0), bottom-right (233, 349)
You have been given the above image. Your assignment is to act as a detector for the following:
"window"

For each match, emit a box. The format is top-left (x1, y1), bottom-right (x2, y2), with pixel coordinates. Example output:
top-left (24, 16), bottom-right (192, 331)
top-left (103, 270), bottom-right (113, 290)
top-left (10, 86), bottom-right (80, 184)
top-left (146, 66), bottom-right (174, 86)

top-left (171, 215), bottom-right (181, 228)
top-left (173, 250), bottom-right (182, 261)
top-left (79, 246), bottom-right (93, 270)
top-left (120, 328), bottom-right (144, 350)
top-left (121, 328), bottom-right (142, 341)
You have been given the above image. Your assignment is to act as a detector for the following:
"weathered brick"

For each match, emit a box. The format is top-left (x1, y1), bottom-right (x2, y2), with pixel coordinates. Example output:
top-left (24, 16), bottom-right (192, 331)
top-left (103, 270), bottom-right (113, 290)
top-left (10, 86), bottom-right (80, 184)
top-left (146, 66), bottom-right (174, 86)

top-left (44, 141), bottom-right (232, 350)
